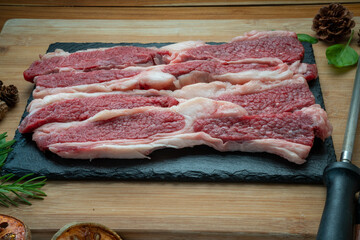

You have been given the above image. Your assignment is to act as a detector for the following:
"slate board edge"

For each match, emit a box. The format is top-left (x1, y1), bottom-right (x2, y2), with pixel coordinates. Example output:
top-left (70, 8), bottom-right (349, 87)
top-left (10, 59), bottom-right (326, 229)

top-left (2, 41), bottom-right (337, 184)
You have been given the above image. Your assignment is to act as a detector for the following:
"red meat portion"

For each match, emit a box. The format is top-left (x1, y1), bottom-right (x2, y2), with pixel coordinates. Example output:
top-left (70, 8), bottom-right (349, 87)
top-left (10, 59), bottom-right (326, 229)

top-left (174, 36), bottom-right (304, 64)
top-left (215, 81), bottom-right (315, 115)
top-left (19, 95), bottom-right (179, 133)
top-left (162, 60), bottom-right (280, 77)
top-left (35, 111), bottom-right (185, 150)
top-left (24, 46), bottom-right (169, 82)
top-left (193, 111), bottom-right (315, 146)
top-left (35, 68), bottom-right (142, 88)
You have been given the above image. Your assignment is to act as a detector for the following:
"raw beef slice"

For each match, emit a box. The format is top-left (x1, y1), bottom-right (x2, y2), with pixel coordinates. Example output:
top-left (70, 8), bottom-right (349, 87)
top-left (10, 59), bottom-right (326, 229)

top-left (32, 59), bottom-right (316, 98)
top-left (24, 31), bottom-right (305, 82)
top-left (32, 98), bottom-right (332, 164)
top-left (19, 76), bottom-right (314, 133)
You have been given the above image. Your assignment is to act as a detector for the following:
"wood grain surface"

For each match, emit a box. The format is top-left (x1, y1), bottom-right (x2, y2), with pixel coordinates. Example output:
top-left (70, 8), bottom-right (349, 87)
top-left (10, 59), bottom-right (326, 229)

top-left (0, 16), bottom-right (360, 240)
top-left (0, 0), bottom-right (359, 6)
top-left (1, 3), bottom-right (360, 33)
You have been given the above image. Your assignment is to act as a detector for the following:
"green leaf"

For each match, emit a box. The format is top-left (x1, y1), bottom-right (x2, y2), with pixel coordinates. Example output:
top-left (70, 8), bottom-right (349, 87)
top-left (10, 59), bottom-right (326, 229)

top-left (0, 139), bottom-right (15, 150)
top-left (0, 154), bottom-right (8, 168)
top-left (0, 132), bottom-right (8, 142)
top-left (0, 133), bottom-right (15, 168)
top-left (13, 173), bottom-right (34, 184)
top-left (0, 149), bottom-right (13, 168)
top-left (28, 189), bottom-right (47, 197)
top-left (0, 198), bottom-right (10, 207)
top-left (326, 31), bottom-right (359, 68)
top-left (12, 191), bottom-right (32, 205)
top-left (0, 173), bottom-right (14, 184)
top-left (0, 148), bottom-right (13, 156)
top-left (297, 34), bottom-right (318, 44)
top-left (0, 192), bottom-right (17, 207)
top-left (0, 188), bottom-right (11, 194)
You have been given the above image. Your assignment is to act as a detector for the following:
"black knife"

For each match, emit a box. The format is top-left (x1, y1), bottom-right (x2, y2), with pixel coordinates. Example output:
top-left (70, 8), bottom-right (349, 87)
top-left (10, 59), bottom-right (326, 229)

top-left (317, 60), bottom-right (360, 240)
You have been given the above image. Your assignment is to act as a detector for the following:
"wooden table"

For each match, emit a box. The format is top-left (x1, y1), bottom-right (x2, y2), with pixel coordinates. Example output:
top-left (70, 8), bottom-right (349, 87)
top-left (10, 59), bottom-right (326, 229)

top-left (1, 2), bottom-right (360, 239)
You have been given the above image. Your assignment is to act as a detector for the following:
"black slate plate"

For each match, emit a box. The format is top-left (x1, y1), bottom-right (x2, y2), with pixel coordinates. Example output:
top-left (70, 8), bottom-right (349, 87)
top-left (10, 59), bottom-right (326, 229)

top-left (2, 42), bottom-right (336, 183)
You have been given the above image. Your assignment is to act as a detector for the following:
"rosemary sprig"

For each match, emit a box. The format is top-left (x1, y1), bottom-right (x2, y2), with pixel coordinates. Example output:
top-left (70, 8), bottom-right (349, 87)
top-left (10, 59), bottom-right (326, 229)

top-left (0, 132), bottom-right (15, 168)
top-left (0, 132), bottom-right (47, 207)
top-left (0, 173), bottom-right (47, 207)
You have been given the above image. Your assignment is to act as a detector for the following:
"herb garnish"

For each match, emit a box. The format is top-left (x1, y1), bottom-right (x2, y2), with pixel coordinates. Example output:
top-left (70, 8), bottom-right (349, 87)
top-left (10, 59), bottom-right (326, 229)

top-left (326, 30), bottom-right (359, 68)
top-left (0, 132), bottom-right (47, 207)
top-left (297, 34), bottom-right (318, 44)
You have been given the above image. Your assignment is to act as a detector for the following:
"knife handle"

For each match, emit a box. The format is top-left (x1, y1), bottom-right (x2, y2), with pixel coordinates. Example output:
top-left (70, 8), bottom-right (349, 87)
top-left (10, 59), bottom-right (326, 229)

top-left (317, 162), bottom-right (360, 240)
top-left (354, 196), bottom-right (360, 240)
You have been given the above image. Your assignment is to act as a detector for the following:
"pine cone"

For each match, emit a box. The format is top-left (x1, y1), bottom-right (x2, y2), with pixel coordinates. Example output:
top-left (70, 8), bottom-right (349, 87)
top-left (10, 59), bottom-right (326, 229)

top-left (0, 101), bottom-right (8, 120)
top-left (312, 3), bottom-right (355, 42)
top-left (0, 84), bottom-right (19, 108)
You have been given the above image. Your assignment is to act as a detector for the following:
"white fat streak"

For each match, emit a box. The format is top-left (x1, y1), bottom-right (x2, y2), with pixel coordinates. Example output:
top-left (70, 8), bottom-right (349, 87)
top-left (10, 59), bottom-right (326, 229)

top-left (171, 81), bottom-right (231, 99)
top-left (220, 139), bottom-right (310, 165)
top-left (174, 97), bottom-right (247, 119)
top-left (41, 46), bottom-right (137, 60)
top-left (230, 30), bottom-right (297, 42)
top-left (28, 92), bottom-right (97, 112)
top-left (174, 71), bottom-right (210, 88)
top-left (33, 84), bottom-right (116, 99)
top-left (212, 67), bottom-right (293, 84)
top-left (169, 76), bottom-right (307, 99)
top-left (289, 61), bottom-right (314, 76)
top-left (48, 133), bottom-right (309, 164)
top-left (161, 41), bottom-right (206, 63)
top-left (225, 57), bottom-right (283, 65)
top-left (32, 69), bottom-right (176, 99)
top-left (171, 59), bottom-right (292, 88)
top-left (160, 41), bottom-right (206, 52)
top-left (40, 49), bottom-right (70, 59)
top-left (48, 132), bottom-right (215, 160)
top-left (300, 104), bottom-right (333, 140)
top-left (138, 69), bottom-right (176, 89)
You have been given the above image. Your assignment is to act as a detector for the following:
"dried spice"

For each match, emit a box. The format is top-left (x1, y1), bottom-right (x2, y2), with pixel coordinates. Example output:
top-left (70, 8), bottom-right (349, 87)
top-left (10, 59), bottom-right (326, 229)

top-left (0, 214), bottom-right (31, 240)
top-left (0, 101), bottom-right (8, 121)
top-left (0, 81), bottom-right (19, 120)
top-left (51, 222), bottom-right (122, 240)
top-left (312, 3), bottom-right (355, 42)
top-left (0, 83), bottom-right (19, 108)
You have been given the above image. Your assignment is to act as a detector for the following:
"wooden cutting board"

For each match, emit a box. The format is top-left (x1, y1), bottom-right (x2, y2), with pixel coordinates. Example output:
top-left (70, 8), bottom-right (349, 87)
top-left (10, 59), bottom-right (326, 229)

top-left (0, 18), bottom-right (359, 240)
